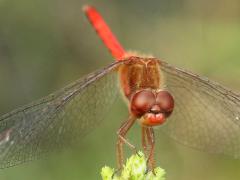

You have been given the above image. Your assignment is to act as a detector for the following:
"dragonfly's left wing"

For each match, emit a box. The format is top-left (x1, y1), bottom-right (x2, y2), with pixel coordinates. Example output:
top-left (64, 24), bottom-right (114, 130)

top-left (0, 60), bottom-right (124, 168)
top-left (159, 60), bottom-right (240, 158)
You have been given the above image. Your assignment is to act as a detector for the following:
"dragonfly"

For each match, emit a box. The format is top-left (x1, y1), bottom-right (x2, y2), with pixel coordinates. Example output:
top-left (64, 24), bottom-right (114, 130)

top-left (0, 5), bottom-right (239, 171)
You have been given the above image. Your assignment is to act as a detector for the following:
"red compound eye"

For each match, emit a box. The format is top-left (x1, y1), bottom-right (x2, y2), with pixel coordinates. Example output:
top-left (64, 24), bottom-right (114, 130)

top-left (130, 90), bottom-right (155, 117)
top-left (156, 90), bottom-right (174, 117)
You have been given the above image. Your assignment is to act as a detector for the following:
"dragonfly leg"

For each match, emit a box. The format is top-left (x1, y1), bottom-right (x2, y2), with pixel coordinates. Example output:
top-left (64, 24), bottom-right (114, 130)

top-left (116, 115), bottom-right (136, 169)
top-left (141, 126), bottom-right (148, 155)
top-left (146, 127), bottom-right (155, 172)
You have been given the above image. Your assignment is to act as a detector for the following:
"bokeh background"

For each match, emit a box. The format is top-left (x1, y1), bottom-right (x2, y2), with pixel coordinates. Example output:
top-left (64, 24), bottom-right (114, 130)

top-left (0, 0), bottom-right (240, 179)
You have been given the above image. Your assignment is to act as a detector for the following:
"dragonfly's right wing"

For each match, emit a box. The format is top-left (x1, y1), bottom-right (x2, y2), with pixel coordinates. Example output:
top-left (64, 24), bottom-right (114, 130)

top-left (0, 60), bottom-right (124, 169)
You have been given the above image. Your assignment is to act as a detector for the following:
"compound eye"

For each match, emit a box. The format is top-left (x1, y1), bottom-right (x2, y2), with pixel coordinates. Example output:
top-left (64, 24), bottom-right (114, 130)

top-left (156, 91), bottom-right (174, 116)
top-left (130, 90), bottom-right (155, 117)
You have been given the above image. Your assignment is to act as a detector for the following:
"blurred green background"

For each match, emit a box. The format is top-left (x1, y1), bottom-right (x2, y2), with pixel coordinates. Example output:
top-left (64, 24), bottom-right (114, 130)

top-left (0, 0), bottom-right (240, 179)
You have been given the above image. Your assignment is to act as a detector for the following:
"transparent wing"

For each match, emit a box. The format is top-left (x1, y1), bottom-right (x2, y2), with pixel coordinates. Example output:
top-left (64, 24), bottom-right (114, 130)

top-left (159, 61), bottom-right (240, 158)
top-left (0, 61), bottom-right (123, 168)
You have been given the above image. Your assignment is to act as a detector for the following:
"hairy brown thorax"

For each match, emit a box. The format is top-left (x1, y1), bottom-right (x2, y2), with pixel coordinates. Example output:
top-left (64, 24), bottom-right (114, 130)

top-left (118, 57), bottom-right (162, 100)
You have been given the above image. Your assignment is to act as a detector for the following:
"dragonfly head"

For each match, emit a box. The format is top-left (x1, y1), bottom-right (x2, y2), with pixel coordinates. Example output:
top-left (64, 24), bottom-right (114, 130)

top-left (130, 89), bottom-right (174, 126)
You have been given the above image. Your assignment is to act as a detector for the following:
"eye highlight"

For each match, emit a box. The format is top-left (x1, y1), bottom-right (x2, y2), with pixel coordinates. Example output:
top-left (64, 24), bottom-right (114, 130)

top-left (130, 90), bottom-right (155, 117)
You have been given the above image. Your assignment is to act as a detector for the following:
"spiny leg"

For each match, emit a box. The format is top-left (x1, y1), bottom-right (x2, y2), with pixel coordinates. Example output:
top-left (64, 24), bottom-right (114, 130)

top-left (116, 115), bottom-right (136, 169)
top-left (141, 126), bottom-right (148, 156)
top-left (146, 127), bottom-right (155, 171)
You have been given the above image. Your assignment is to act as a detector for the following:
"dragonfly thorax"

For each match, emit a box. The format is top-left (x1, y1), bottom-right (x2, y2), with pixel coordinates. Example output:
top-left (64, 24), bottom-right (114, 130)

top-left (118, 56), bottom-right (162, 99)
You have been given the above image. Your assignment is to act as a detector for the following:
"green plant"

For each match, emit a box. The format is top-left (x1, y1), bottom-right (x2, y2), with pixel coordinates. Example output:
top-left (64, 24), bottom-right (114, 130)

top-left (101, 151), bottom-right (166, 180)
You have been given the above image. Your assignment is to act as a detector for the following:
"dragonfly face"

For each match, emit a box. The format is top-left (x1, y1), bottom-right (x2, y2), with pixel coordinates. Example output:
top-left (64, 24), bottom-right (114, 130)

top-left (131, 89), bottom-right (174, 126)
